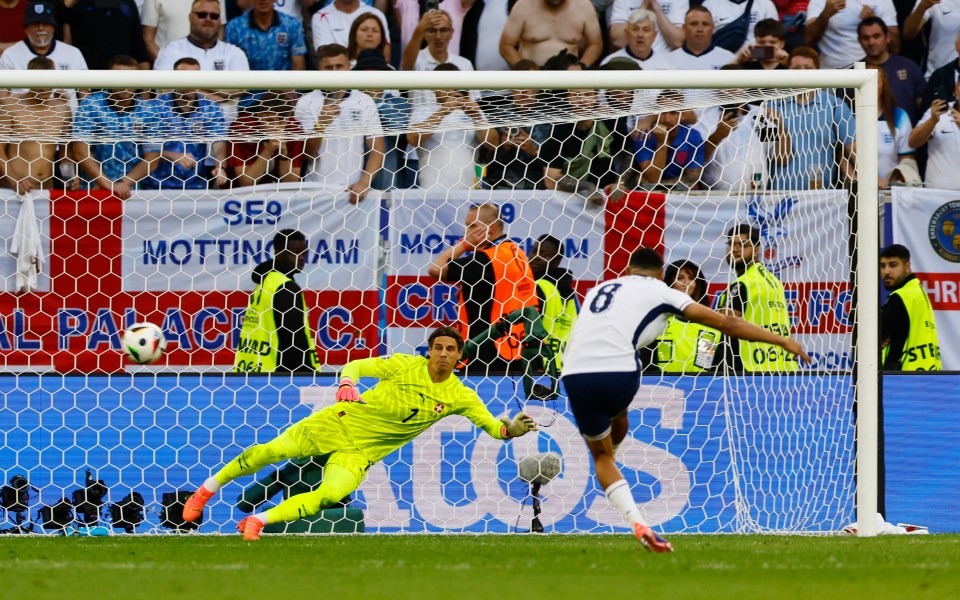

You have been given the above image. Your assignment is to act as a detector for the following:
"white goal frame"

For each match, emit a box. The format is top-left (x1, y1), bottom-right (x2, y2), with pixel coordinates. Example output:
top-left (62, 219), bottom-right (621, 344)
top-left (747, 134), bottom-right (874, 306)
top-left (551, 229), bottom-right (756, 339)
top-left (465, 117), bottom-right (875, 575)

top-left (1, 67), bottom-right (880, 536)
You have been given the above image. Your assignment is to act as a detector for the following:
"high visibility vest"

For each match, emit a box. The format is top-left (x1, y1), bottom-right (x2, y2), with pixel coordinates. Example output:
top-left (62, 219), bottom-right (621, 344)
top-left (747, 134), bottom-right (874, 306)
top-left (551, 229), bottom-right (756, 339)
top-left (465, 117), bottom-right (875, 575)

top-left (234, 270), bottom-right (318, 373)
top-left (655, 316), bottom-right (720, 373)
top-left (719, 262), bottom-right (797, 372)
top-left (883, 278), bottom-right (941, 371)
top-left (536, 278), bottom-right (578, 371)
top-left (457, 239), bottom-right (538, 361)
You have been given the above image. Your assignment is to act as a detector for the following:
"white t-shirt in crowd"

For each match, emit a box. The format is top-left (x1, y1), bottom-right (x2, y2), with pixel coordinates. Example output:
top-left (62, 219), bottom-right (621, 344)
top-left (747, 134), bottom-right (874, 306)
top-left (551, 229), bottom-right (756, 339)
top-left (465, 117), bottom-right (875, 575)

top-left (295, 90), bottom-right (384, 189)
top-left (562, 275), bottom-right (693, 376)
top-left (409, 105), bottom-right (478, 190)
top-left (702, 0), bottom-right (779, 48)
top-left (413, 47), bottom-right (475, 72)
top-left (153, 37), bottom-right (250, 71)
top-left (601, 47), bottom-right (673, 69)
top-left (608, 0), bottom-right (688, 56)
top-left (274, 0), bottom-right (307, 22)
top-left (0, 40), bottom-right (88, 71)
top-left (141, 0), bottom-right (229, 50)
top-left (916, 106), bottom-right (960, 189)
top-left (311, 3), bottom-right (391, 53)
top-left (878, 107), bottom-right (913, 179)
top-left (668, 44), bottom-right (735, 69)
top-left (475, 0), bottom-right (510, 71)
top-left (806, 0), bottom-right (897, 69)
top-left (909, 0), bottom-right (960, 77)
top-left (694, 104), bottom-right (769, 190)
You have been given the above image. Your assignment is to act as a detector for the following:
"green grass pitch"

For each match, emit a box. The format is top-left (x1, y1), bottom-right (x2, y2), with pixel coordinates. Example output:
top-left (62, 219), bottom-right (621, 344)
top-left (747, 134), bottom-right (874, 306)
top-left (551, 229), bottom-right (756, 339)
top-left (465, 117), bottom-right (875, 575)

top-left (2, 534), bottom-right (959, 600)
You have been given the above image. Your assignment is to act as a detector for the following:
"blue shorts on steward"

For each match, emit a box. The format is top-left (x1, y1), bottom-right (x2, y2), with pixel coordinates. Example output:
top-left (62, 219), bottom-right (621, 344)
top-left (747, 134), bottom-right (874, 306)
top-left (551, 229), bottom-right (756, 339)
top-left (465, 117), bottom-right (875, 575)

top-left (561, 371), bottom-right (641, 439)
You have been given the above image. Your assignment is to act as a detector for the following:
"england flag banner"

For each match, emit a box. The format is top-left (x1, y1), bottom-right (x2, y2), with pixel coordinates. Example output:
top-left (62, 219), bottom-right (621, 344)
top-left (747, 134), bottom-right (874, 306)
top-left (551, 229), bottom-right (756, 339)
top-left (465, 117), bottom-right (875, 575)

top-left (892, 187), bottom-right (960, 370)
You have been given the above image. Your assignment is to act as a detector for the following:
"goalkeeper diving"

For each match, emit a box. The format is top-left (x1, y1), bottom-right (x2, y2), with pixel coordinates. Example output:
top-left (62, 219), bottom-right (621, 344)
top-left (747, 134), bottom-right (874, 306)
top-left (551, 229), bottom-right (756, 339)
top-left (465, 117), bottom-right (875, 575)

top-left (182, 326), bottom-right (538, 539)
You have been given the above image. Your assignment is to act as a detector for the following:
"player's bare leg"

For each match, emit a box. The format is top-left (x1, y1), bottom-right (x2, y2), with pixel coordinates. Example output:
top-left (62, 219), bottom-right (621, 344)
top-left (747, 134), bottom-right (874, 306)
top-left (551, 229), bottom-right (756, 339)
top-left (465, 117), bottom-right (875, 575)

top-left (585, 419), bottom-right (673, 553)
top-left (610, 410), bottom-right (629, 455)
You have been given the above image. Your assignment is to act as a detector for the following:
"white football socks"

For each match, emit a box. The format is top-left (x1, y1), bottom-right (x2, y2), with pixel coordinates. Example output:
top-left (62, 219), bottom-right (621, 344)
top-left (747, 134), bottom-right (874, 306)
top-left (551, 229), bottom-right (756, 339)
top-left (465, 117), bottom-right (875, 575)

top-left (604, 479), bottom-right (643, 527)
top-left (202, 477), bottom-right (222, 494)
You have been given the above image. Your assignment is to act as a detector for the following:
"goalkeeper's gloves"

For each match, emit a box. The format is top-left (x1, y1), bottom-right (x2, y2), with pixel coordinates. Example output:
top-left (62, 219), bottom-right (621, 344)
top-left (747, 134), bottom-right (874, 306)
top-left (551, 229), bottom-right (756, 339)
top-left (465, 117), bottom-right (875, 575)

top-left (500, 412), bottom-right (538, 439)
top-left (335, 377), bottom-right (365, 403)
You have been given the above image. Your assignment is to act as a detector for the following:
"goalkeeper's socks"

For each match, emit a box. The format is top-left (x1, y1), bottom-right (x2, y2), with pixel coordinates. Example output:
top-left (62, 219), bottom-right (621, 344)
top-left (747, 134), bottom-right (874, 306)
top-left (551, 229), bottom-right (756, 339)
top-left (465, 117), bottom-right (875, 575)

top-left (203, 477), bottom-right (223, 493)
top-left (604, 479), bottom-right (643, 527)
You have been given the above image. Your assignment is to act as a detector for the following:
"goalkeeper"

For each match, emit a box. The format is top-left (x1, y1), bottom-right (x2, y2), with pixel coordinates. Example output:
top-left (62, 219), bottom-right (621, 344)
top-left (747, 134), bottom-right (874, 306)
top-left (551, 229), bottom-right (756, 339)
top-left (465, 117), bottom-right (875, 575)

top-left (182, 326), bottom-right (538, 540)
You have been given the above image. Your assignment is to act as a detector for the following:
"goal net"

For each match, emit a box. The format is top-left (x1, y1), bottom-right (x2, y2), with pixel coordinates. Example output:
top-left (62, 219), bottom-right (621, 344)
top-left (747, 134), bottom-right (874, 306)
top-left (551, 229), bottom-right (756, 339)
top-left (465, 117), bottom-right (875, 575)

top-left (0, 69), bottom-right (879, 536)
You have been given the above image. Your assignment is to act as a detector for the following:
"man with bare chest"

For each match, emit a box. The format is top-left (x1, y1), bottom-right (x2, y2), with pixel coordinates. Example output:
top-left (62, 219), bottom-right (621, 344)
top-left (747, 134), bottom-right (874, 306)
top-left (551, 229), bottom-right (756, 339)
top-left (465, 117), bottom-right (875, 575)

top-left (0, 56), bottom-right (72, 195)
top-left (499, 0), bottom-right (603, 68)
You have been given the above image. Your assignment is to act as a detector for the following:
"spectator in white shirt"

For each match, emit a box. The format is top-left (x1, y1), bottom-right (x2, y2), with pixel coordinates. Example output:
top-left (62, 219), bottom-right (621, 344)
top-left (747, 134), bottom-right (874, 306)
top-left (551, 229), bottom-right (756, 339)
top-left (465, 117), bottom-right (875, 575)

top-left (601, 8), bottom-right (674, 70)
top-left (908, 77), bottom-right (960, 189)
top-left (869, 66), bottom-right (914, 188)
top-left (702, 0), bottom-right (779, 49)
top-left (401, 9), bottom-right (474, 71)
top-left (311, 0), bottom-right (390, 54)
top-left (142, 0), bottom-right (228, 63)
top-left (295, 44), bottom-right (385, 203)
top-left (669, 5), bottom-right (735, 69)
top-left (153, 0), bottom-right (250, 71)
top-left (609, 0), bottom-right (688, 54)
top-left (406, 64), bottom-right (495, 190)
top-left (805, 0), bottom-right (899, 69)
top-left (0, 1), bottom-right (87, 71)
top-left (903, 0), bottom-right (960, 77)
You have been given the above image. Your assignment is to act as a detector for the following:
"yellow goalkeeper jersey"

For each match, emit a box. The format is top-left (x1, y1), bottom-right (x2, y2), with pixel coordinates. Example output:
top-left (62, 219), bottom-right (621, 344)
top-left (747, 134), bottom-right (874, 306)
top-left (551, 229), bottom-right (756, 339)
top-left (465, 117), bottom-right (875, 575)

top-left (338, 354), bottom-right (507, 462)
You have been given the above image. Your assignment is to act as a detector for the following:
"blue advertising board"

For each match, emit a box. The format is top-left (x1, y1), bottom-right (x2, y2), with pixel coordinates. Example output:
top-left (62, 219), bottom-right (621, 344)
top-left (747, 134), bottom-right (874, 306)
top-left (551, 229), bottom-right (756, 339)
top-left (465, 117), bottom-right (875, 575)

top-left (0, 374), bottom-right (868, 534)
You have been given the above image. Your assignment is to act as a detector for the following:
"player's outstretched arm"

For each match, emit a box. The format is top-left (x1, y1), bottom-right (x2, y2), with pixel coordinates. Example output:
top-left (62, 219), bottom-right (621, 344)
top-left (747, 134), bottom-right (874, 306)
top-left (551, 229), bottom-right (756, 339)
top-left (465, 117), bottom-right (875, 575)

top-left (683, 303), bottom-right (813, 365)
top-left (498, 413), bottom-right (539, 439)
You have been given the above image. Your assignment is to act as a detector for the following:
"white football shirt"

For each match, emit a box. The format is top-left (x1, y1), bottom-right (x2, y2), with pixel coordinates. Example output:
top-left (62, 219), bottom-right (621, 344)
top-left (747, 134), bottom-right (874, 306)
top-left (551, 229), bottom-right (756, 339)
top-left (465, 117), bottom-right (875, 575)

top-left (311, 3), bottom-right (391, 53)
top-left (702, 0), bottom-right (779, 48)
top-left (668, 44), bottom-right (735, 70)
top-left (0, 40), bottom-right (88, 71)
top-left (562, 275), bottom-right (693, 375)
top-left (153, 37), bottom-right (250, 71)
top-left (806, 0), bottom-right (897, 69)
top-left (909, 0), bottom-right (960, 77)
top-left (295, 89), bottom-right (384, 189)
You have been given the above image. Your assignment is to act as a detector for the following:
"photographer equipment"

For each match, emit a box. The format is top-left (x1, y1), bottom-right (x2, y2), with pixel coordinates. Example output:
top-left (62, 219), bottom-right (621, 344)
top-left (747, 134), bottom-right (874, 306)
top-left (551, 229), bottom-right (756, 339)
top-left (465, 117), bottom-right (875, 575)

top-left (161, 490), bottom-right (201, 531)
top-left (109, 492), bottom-right (145, 533)
top-left (517, 452), bottom-right (562, 533)
top-left (0, 474), bottom-right (38, 533)
top-left (38, 498), bottom-right (74, 531)
top-left (71, 470), bottom-right (108, 525)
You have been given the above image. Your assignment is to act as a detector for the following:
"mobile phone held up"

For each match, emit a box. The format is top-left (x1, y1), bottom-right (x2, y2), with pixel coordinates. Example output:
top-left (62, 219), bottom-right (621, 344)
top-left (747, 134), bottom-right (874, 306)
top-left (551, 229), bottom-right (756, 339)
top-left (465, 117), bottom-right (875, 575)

top-left (750, 46), bottom-right (775, 61)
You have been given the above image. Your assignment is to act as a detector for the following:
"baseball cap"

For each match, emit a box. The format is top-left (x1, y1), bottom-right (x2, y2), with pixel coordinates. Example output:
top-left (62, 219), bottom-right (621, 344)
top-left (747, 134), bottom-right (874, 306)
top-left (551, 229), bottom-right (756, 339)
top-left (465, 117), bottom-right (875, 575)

top-left (24, 1), bottom-right (57, 27)
top-left (352, 49), bottom-right (391, 71)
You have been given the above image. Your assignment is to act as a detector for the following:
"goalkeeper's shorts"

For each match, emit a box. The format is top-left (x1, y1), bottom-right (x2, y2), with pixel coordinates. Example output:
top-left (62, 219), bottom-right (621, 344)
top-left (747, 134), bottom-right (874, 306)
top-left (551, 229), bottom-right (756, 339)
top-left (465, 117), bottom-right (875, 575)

top-left (276, 406), bottom-right (374, 477)
top-left (561, 370), bottom-right (640, 440)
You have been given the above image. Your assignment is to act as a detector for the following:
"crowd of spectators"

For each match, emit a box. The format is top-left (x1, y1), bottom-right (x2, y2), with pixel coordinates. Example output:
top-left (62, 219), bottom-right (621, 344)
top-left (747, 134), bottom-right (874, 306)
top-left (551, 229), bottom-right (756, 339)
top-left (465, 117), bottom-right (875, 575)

top-left (0, 0), bottom-right (958, 195)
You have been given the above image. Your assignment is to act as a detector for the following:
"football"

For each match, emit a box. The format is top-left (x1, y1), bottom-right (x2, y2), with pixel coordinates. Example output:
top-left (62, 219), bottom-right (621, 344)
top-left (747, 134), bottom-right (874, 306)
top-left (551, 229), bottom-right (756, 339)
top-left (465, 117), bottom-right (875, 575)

top-left (122, 323), bottom-right (167, 365)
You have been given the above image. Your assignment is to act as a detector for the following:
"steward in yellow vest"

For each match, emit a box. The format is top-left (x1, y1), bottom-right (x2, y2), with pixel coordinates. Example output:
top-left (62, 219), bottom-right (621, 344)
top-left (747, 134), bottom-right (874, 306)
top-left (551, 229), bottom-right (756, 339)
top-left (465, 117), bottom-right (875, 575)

top-left (235, 229), bottom-right (319, 373)
top-left (880, 244), bottom-right (941, 371)
top-left (529, 234), bottom-right (580, 372)
top-left (717, 225), bottom-right (797, 372)
top-left (653, 260), bottom-right (720, 373)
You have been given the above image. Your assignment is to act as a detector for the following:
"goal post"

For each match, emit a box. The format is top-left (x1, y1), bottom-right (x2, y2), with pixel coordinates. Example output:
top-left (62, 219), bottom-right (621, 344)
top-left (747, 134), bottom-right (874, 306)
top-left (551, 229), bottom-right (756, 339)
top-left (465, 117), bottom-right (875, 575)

top-left (0, 67), bottom-right (879, 536)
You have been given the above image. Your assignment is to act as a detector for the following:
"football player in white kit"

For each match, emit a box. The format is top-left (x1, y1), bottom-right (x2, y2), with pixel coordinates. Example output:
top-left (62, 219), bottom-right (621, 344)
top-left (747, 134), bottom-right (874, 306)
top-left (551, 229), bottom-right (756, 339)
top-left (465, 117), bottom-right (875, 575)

top-left (561, 248), bottom-right (811, 552)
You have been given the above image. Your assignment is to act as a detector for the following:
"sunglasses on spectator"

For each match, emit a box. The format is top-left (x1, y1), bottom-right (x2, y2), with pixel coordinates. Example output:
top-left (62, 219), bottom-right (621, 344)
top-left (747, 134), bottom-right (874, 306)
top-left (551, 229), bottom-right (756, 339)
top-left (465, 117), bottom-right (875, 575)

top-left (193, 11), bottom-right (221, 20)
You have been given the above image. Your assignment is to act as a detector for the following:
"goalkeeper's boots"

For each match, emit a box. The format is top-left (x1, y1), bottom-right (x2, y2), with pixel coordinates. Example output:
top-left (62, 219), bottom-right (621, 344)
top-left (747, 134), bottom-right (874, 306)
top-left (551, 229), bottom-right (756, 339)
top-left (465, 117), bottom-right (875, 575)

top-left (238, 516), bottom-right (265, 541)
top-left (634, 522), bottom-right (674, 553)
top-left (182, 485), bottom-right (214, 523)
